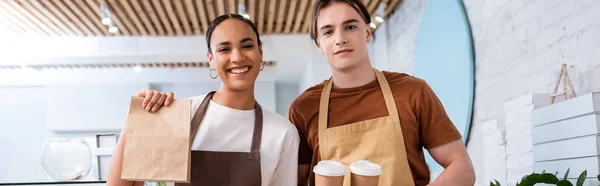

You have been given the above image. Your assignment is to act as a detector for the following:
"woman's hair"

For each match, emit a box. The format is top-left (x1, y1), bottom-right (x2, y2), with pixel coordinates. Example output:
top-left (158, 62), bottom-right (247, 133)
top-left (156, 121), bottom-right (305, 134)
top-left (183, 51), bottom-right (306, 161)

top-left (309, 0), bottom-right (371, 45)
top-left (206, 14), bottom-right (262, 53)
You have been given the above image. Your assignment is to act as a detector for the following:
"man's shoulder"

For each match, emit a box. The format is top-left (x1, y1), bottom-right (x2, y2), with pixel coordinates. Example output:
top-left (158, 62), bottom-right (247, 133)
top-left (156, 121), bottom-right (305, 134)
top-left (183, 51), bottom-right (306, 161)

top-left (382, 71), bottom-right (427, 87)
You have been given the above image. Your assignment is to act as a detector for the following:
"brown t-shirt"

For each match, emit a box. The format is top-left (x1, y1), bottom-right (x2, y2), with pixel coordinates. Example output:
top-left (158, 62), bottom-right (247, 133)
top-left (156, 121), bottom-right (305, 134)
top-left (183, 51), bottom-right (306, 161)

top-left (288, 71), bottom-right (462, 186)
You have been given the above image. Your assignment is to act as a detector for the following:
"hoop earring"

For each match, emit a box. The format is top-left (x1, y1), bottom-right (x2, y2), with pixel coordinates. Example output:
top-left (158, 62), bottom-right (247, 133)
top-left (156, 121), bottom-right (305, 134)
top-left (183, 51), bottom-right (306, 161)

top-left (209, 69), bottom-right (217, 79)
top-left (260, 61), bottom-right (264, 71)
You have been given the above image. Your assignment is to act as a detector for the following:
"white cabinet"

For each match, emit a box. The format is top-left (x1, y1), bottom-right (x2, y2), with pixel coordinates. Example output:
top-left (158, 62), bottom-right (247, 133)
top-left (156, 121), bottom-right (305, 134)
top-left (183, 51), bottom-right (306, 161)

top-left (532, 92), bottom-right (600, 178)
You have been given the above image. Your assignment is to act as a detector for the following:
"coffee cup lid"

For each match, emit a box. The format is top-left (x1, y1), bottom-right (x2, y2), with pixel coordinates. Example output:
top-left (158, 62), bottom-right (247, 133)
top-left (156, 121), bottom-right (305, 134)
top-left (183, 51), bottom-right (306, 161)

top-left (350, 160), bottom-right (382, 176)
top-left (313, 160), bottom-right (346, 177)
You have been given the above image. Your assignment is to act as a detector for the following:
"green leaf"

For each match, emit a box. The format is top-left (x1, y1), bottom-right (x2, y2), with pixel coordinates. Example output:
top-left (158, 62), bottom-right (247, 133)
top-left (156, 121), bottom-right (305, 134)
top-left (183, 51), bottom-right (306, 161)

top-left (597, 174), bottom-right (600, 181)
top-left (564, 168), bottom-right (571, 180)
top-left (518, 179), bottom-right (535, 186)
top-left (490, 180), bottom-right (500, 186)
top-left (527, 173), bottom-right (542, 183)
top-left (557, 180), bottom-right (574, 186)
top-left (541, 173), bottom-right (560, 184)
top-left (576, 170), bottom-right (587, 186)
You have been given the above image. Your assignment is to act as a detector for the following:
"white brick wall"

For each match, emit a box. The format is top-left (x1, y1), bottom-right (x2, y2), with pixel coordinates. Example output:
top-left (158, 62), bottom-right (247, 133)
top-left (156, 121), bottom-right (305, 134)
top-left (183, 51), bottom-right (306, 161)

top-left (376, 0), bottom-right (600, 185)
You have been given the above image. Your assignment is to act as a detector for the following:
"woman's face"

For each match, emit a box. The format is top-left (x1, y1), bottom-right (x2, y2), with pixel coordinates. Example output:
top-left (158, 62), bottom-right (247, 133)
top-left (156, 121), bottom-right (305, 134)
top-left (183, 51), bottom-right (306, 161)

top-left (207, 19), bottom-right (263, 92)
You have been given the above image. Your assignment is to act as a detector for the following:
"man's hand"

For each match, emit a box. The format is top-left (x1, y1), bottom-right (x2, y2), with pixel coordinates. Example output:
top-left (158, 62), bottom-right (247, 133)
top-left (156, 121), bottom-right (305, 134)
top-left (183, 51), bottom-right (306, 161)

top-left (135, 88), bottom-right (174, 112)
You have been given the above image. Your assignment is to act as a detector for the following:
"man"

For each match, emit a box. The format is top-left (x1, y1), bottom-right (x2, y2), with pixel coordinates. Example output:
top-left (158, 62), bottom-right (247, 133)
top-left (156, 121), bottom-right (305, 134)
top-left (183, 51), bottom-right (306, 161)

top-left (287, 0), bottom-right (475, 185)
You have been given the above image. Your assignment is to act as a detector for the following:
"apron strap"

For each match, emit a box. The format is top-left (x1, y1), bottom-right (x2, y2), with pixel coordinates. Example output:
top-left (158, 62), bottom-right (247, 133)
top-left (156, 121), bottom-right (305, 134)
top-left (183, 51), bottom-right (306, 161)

top-left (190, 91), bottom-right (216, 144)
top-left (318, 77), bottom-right (334, 158)
top-left (190, 91), bottom-right (263, 153)
top-left (317, 69), bottom-right (399, 157)
top-left (251, 103), bottom-right (263, 152)
top-left (374, 69), bottom-right (400, 117)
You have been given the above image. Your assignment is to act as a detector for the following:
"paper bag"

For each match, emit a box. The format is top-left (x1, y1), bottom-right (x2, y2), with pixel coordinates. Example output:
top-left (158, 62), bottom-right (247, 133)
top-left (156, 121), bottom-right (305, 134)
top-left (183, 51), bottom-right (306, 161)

top-left (121, 96), bottom-right (192, 183)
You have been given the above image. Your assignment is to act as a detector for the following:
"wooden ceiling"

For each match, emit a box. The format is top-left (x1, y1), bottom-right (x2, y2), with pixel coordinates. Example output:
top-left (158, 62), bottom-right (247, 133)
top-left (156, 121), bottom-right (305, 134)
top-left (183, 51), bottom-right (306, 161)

top-left (0, 0), bottom-right (401, 36)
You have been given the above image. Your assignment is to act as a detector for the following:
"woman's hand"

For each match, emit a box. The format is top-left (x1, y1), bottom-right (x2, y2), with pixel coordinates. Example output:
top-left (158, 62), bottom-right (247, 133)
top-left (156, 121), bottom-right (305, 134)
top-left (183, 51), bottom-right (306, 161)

top-left (135, 88), bottom-right (175, 112)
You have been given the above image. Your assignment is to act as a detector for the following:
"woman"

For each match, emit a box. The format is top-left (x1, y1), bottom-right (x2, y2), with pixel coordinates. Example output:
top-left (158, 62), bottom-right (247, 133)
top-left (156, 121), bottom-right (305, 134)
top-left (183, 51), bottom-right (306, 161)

top-left (107, 14), bottom-right (299, 186)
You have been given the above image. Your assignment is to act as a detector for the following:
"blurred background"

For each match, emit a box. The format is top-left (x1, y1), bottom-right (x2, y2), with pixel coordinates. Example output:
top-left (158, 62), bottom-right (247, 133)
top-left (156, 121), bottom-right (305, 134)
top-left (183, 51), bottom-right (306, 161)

top-left (0, 0), bottom-right (599, 185)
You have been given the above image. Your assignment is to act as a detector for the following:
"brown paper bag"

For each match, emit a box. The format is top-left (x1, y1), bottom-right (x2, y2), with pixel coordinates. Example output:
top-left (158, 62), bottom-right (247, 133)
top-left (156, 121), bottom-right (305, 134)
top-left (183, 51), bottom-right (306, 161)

top-left (121, 96), bottom-right (192, 183)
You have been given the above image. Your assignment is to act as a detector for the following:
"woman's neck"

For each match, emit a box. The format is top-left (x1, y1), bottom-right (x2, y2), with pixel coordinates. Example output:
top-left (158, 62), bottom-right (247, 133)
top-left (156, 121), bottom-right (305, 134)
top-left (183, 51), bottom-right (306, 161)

top-left (212, 87), bottom-right (256, 110)
top-left (330, 59), bottom-right (376, 89)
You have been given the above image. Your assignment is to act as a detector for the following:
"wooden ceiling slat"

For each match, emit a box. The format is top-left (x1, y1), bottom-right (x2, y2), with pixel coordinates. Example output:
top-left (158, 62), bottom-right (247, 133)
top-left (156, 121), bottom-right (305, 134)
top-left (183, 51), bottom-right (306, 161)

top-left (301, 0), bottom-right (315, 34)
top-left (121, 0), bottom-right (148, 36)
top-left (283, 0), bottom-right (297, 34)
top-left (174, 0), bottom-right (192, 35)
top-left (257, 0), bottom-right (265, 34)
top-left (151, 0), bottom-right (172, 36)
top-left (194, 0), bottom-right (209, 33)
top-left (41, 0), bottom-right (86, 36)
top-left (0, 12), bottom-right (27, 34)
top-left (292, 0), bottom-right (309, 34)
top-left (107, 0), bottom-right (138, 35)
top-left (63, 0), bottom-right (103, 36)
top-left (216, 0), bottom-right (225, 16)
top-left (206, 0), bottom-right (216, 21)
top-left (131, 0), bottom-right (157, 36)
top-left (228, 0), bottom-right (236, 14)
top-left (163, 0), bottom-right (183, 35)
top-left (0, 1), bottom-right (47, 35)
top-left (26, 0), bottom-right (74, 35)
top-left (141, 0), bottom-right (164, 35)
top-left (74, 0), bottom-right (109, 36)
top-left (249, 0), bottom-right (256, 23)
top-left (91, 0), bottom-right (129, 35)
top-left (53, 0), bottom-right (93, 35)
top-left (384, 0), bottom-right (399, 18)
top-left (274, 0), bottom-right (287, 34)
top-left (0, 15), bottom-right (26, 34)
top-left (266, 0), bottom-right (276, 34)
top-left (1, 0), bottom-right (402, 36)
top-left (18, 0), bottom-right (65, 35)
top-left (184, 0), bottom-right (200, 35)
top-left (6, 0), bottom-right (57, 35)
top-left (368, 0), bottom-right (381, 16)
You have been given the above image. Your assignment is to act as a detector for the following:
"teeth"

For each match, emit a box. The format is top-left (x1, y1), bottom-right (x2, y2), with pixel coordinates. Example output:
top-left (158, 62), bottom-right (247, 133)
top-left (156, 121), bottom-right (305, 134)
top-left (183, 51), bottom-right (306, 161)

top-left (230, 67), bottom-right (249, 74)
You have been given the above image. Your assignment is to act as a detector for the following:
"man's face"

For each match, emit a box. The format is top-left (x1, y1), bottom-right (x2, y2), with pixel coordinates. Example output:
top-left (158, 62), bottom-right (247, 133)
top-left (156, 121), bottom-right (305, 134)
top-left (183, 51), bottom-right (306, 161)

top-left (315, 2), bottom-right (372, 71)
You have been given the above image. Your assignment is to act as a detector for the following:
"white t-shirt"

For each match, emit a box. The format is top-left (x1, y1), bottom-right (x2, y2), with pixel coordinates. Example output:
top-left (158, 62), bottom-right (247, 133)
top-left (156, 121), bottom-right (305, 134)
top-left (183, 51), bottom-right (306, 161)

top-left (188, 94), bottom-right (299, 186)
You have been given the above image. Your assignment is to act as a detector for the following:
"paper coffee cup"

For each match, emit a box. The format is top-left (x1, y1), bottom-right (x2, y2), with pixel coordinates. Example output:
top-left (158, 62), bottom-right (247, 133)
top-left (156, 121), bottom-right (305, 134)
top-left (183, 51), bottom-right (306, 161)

top-left (350, 160), bottom-right (382, 186)
top-left (313, 160), bottom-right (346, 186)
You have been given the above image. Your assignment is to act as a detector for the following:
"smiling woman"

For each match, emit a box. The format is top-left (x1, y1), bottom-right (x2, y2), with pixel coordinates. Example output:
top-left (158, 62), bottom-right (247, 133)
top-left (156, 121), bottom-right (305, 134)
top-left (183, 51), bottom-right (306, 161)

top-left (106, 14), bottom-right (300, 186)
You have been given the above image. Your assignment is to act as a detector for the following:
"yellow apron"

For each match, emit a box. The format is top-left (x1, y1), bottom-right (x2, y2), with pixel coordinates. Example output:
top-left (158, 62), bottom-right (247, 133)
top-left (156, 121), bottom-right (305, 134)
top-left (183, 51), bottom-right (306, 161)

top-left (318, 69), bottom-right (415, 186)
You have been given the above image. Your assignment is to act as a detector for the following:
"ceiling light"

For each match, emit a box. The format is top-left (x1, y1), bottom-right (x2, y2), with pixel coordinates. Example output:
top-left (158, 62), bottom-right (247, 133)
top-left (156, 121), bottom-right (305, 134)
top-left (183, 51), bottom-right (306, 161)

top-left (108, 26), bottom-right (118, 33)
top-left (133, 65), bottom-right (142, 74)
top-left (375, 16), bottom-right (384, 23)
top-left (101, 17), bottom-right (112, 25)
top-left (370, 23), bottom-right (377, 29)
top-left (238, 4), bottom-right (250, 19)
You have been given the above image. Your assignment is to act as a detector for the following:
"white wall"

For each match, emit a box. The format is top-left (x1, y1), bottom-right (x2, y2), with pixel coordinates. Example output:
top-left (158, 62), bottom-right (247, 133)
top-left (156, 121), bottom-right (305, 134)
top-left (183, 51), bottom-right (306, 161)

top-left (373, 0), bottom-right (600, 185)
top-left (298, 45), bottom-right (332, 93)
top-left (275, 83), bottom-right (299, 116)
